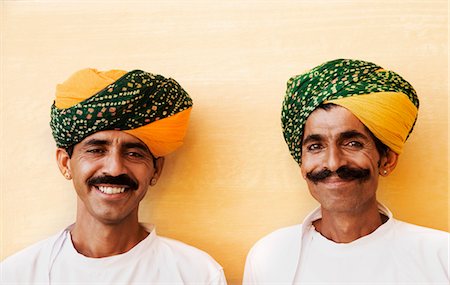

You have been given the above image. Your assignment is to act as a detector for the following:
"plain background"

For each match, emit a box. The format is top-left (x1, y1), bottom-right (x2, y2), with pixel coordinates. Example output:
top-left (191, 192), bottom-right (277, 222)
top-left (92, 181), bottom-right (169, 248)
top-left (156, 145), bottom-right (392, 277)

top-left (1, 1), bottom-right (448, 284)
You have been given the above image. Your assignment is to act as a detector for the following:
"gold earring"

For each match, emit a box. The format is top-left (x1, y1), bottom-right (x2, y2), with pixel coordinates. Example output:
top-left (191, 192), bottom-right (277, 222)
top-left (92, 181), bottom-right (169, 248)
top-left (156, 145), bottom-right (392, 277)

top-left (150, 178), bottom-right (157, 186)
top-left (383, 170), bottom-right (388, 175)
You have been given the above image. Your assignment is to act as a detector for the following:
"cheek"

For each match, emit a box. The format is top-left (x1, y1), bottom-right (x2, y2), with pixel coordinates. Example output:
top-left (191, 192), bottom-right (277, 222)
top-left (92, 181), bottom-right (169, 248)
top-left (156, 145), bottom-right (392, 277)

top-left (300, 154), bottom-right (317, 176)
top-left (359, 152), bottom-right (381, 170)
top-left (135, 165), bottom-right (155, 184)
top-left (300, 164), bottom-right (310, 179)
top-left (69, 159), bottom-right (100, 180)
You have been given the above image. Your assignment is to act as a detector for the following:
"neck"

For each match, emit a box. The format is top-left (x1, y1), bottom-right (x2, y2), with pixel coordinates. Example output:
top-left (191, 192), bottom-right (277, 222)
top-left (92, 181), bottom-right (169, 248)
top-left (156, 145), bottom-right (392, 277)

top-left (314, 203), bottom-right (384, 243)
top-left (70, 208), bottom-right (149, 258)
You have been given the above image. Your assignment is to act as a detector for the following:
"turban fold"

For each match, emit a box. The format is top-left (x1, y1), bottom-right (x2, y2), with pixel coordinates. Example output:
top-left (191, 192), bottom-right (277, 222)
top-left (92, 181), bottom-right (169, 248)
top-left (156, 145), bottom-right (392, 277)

top-left (50, 68), bottom-right (193, 157)
top-left (281, 59), bottom-right (419, 164)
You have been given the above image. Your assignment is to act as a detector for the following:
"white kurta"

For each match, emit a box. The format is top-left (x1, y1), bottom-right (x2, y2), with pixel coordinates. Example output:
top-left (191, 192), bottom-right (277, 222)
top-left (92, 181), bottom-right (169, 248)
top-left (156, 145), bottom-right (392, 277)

top-left (1, 225), bottom-right (226, 285)
top-left (243, 204), bottom-right (449, 284)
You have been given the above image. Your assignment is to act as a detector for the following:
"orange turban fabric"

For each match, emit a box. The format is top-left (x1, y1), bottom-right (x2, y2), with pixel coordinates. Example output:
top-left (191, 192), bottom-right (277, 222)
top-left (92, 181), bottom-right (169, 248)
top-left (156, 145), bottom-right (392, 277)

top-left (50, 68), bottom-right (193, 157)
top-left (282, 59), bottom-right (419, 164)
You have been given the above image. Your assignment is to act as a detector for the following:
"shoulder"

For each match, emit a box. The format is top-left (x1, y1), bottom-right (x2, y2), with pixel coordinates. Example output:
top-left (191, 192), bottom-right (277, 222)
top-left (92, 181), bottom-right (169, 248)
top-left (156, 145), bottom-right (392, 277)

top-left (156, 235), bottom-right (222, 269)
top-left (1, 232), bottom-right (63, 283)
top-left (243, 225), bottom-right (302, 284)
top-left (392, 219), bottom-right (449, 245)
top-left (390, 219), bottom-right (449, 278)
top-left (154, 235), bottom-right (225, 284)
top-left (1, 234), bottom-right (57, 267)
top-left (248, 224), bottom-right (302, 260)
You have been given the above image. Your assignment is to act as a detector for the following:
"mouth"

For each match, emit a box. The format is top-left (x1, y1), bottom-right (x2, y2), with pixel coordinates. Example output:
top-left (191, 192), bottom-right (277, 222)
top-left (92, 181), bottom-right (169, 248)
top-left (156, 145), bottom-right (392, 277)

top-left (320, 176), bottom-right (354, 186)
top-left (93, 185), bottom-right (131, 195)
top-left (97, 186), bottom-right (127, 194)
top-left (87, 174), bottom-right (138, 195)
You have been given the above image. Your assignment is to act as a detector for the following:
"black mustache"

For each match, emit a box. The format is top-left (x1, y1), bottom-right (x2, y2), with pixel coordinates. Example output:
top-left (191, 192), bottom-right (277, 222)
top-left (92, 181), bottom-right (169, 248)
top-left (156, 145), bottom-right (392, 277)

top-left (87, 174), bottom-right (138, 190)
top-left (306, 166), bottom-right (370, 184)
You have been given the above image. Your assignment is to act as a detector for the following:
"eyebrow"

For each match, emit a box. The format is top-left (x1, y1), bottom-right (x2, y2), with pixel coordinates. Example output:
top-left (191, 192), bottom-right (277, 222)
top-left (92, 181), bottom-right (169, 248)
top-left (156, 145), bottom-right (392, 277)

top-left (302, 130), bottom-right (369, 146)
top-left (82, 139), bottom-right (151, 155)
top-left (83, 139), bottom-right (110, 147)
top-left (339, 130), bottom-right (369, 141)
top-left (122, 142), bottom-right (151, 154)
top-left (302, 134), bottom-right (323, 146)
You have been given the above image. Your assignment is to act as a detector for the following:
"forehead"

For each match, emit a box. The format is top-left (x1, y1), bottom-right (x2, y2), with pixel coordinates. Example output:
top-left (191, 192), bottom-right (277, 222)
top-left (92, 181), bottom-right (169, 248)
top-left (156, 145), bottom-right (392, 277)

top-left (304, 105), bottom-right (370, 138)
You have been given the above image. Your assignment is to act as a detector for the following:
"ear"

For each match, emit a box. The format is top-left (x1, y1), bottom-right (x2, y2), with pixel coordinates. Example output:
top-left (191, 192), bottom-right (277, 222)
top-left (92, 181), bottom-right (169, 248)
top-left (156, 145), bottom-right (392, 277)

top-left (379, 149), bottom-right (399, 176)
top-left (150, 157), bottom-right (165, 186)
top-left (56, 148), bottom-right (72, 180)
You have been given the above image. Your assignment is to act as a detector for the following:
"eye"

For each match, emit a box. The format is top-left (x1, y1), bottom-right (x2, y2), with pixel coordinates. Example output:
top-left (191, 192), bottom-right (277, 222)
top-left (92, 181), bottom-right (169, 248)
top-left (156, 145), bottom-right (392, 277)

top-left (306, 144), bottom-right (323, 151)
top-left (346, 141), bottom-right (363, 148)
top-left (86, 148), bottom-right (105, 154)
top-left (126, 152), bottom-right (144, 158)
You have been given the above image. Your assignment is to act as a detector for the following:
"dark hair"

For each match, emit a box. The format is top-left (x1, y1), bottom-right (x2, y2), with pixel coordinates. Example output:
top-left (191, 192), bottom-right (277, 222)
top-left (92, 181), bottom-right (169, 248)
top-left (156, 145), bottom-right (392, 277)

top-left (65, 145), bottom-right (74, 158)
top-left (371, 133), bottom-right (389, 158)
top-left (317, 103), bottom-right (389, 157)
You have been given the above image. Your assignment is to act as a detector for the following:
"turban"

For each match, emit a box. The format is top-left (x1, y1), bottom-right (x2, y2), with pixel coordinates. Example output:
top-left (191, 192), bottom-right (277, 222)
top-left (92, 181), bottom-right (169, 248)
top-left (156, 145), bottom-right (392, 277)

top-left (50, 68), bottom-right (193, 157)
top-left (281, 59), bottom-right (419, 164)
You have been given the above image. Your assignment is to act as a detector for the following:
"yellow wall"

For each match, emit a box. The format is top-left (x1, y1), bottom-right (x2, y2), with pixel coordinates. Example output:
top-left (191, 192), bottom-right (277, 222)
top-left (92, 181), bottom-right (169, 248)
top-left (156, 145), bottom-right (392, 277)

top-left (1, 1), bottom-right (447, 284)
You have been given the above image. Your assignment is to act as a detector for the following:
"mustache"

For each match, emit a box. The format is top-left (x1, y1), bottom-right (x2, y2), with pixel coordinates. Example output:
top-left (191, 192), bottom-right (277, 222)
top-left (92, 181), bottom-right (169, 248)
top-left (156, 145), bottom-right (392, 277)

top-left (306, 166), bottom-right (371, 184)
top-left (87, 174), bottom-right (138, 190)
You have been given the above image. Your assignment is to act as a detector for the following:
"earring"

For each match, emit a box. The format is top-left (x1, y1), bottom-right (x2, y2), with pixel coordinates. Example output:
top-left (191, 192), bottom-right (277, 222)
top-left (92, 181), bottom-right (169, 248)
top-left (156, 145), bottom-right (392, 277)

top-left (383, 170), bottom-right (388, 175)
top-left (150, 178), bottom-right (157, 186)
top-left (64, 172), bottom-right (71, 179)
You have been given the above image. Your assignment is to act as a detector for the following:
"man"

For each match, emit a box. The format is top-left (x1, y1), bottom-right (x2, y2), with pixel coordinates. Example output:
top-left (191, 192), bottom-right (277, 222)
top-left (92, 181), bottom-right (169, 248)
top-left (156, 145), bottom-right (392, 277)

top-left (243, 59), bottom-right (449, 284)
top-left (1, 68), bottom-right (226, 284)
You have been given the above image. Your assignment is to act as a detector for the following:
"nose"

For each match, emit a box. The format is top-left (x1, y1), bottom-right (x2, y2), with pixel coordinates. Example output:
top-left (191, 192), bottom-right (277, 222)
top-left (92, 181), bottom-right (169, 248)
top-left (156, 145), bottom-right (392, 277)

top-left (102, 151), bottom-right (127, 177)
top-left (325, 145), bottom-right (346, 172)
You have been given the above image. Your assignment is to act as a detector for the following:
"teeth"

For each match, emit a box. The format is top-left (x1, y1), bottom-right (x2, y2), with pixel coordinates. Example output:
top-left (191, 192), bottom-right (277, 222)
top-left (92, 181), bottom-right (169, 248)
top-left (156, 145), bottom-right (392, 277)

top-left (98, 186), bottom-right (126, 194)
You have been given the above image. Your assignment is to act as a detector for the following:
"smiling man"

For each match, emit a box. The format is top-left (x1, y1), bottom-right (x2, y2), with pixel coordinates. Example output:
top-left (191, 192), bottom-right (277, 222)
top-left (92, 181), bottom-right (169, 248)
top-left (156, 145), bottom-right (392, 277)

top-left (243, 59), bottom-right (449, 284)
top-left (1, 69), bottom-right (226, 284)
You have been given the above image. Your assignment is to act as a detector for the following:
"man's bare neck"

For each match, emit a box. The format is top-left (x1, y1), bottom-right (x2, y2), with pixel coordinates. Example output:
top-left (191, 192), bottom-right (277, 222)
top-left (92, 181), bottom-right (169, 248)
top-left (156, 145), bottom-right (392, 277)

top-left (70, 215), bottom-right (149, 258)
top-left (313, 205), bottom-right (385, 243)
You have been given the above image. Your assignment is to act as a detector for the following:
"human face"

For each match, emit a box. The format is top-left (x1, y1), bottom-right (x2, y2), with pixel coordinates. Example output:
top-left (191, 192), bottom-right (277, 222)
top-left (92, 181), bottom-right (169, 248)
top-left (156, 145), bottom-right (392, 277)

top-left (57, 130), bottom-right (163, 225)
top-left (300, 106), bottom-right (386, 215)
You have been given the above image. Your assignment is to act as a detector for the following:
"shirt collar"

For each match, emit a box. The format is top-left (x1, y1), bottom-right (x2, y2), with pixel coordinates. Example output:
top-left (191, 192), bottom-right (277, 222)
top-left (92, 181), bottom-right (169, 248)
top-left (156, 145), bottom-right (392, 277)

top-left (301, 202), bottom-right (393, 234)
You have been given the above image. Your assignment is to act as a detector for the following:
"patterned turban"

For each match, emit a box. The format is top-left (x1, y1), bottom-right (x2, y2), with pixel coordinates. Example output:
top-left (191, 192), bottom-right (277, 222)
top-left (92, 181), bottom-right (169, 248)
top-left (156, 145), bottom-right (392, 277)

top-left (281, 59), bottom-right (419, 164)
top-left (50, 68), bottom-right (193, 157)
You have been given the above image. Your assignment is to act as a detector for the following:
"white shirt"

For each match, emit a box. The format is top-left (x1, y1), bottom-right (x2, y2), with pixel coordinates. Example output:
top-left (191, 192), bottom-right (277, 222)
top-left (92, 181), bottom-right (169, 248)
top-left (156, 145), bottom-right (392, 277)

top-left (1, 225), bottom-right (226, 285)
top-left (243, 204), bottom-right (449, 284)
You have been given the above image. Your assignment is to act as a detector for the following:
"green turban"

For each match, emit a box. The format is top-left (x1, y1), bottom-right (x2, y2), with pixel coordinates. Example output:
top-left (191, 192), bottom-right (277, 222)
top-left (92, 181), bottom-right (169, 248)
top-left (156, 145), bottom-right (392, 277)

top-left (281, 59), bottom-right (419, 164)
top-left (50, 69), bottom-right (193, 157)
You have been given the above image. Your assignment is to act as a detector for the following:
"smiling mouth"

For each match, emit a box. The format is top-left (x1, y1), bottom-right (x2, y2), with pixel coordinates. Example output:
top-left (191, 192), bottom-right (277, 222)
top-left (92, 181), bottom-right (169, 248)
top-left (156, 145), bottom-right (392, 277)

top-left (95, 185), bottom-right (128, 195)
top-left (87, 174), bottom-right (138, 194)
